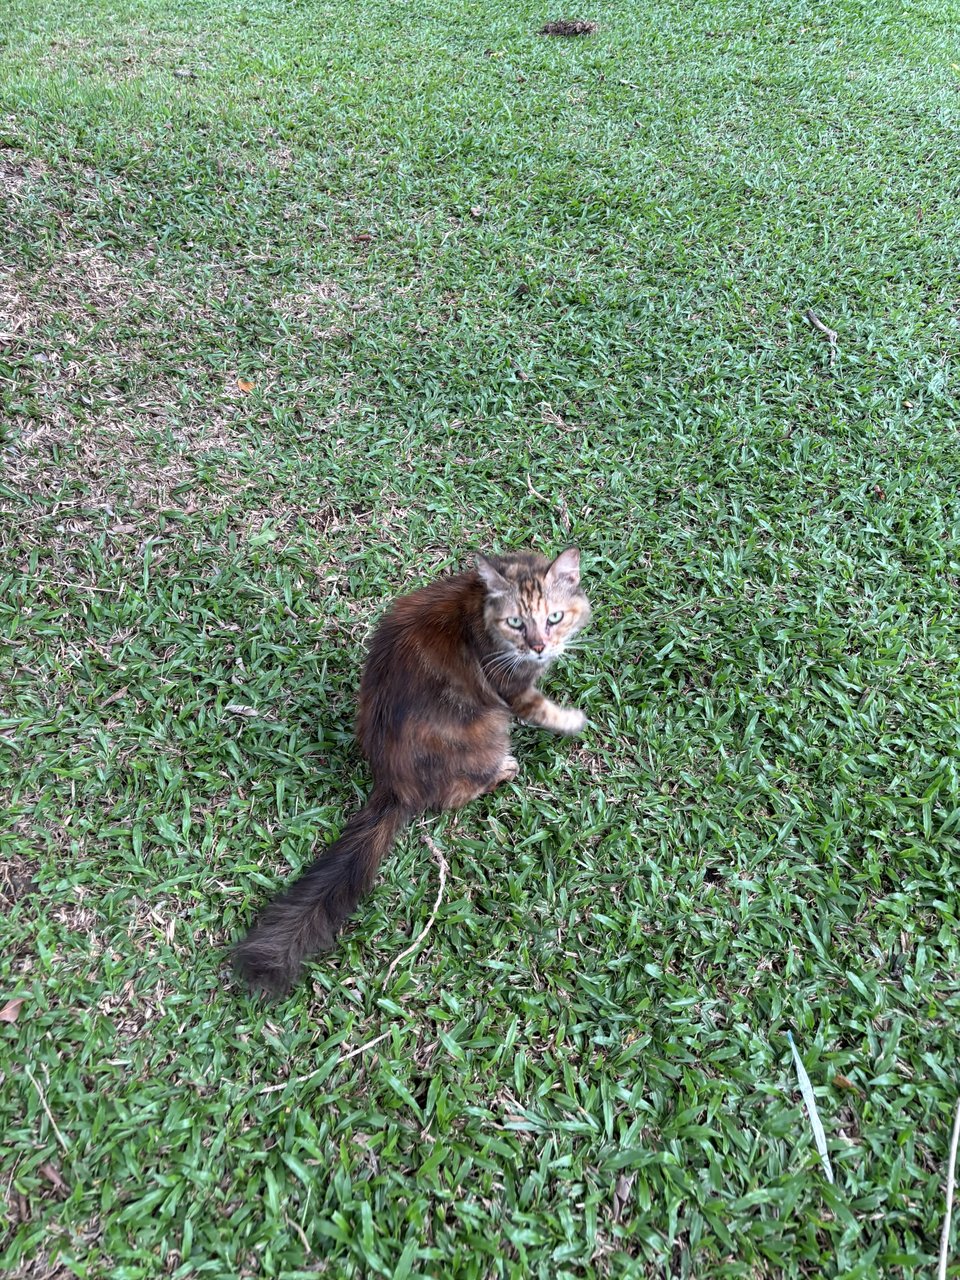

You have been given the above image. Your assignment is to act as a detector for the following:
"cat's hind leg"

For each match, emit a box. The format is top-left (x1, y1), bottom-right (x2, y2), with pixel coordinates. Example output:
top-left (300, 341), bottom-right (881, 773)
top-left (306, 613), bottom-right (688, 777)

top-left (484, 754), bottom-right (518, 791)
top-left (414, 710), bottom-right (515, 810)
top-left (441, 754), bottom-right (518, 807)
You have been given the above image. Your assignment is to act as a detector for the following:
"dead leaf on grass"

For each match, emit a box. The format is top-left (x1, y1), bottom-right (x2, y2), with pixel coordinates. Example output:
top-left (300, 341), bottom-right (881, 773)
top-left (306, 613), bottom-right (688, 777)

top-left (612, 1172), bottom-right (634, 1221)
top-left (39, 1163), bottom-right (69, 1196)
top-left (833, 1074), bottom-right (864, 1097)
top-left (101, 685), bottom-right (129, 708)
top-left (237, 378), bottom-right (255, 393)
top-left (0, 997), bottom-right (25, 1023)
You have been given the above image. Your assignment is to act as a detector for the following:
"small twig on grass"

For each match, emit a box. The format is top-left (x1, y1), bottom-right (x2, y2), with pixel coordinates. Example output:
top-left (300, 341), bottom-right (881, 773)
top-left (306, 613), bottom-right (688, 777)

top-left (384, 830), bottom-right (449, 983)
top-left (526, 473), bottom-right (572, 533)
top-left (285, 1215), bottom-right (312, 1254)
top-left (804, 308), bottom-right (838, 365)
top-left (526, 473), bottom-right (551, 505)
top-left (938, 1096), bottom-right (960, 1280)
top-left (338, 1030), bottom-right (393, 1064)
top-left (258, 1028), bottom-right (396, 1094)
top-left (25, 1066), bottom-right (70, 1153)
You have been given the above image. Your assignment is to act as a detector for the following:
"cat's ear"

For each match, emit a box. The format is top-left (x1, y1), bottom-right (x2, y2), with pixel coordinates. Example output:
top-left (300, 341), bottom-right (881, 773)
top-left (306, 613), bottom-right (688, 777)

top-left (474, 553), bottom-right (510, 597)
top-left (546, 547), bottom-right (581, 589)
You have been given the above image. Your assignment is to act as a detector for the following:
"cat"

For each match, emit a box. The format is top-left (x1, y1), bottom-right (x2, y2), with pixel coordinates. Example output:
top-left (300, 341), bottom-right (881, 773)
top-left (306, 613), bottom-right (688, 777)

top-left (232, 547), bottom-right (591, 995)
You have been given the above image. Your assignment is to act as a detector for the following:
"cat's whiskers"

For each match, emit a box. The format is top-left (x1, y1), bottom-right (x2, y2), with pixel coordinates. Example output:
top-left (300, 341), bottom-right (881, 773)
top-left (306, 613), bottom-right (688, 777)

top-left (482, 648), bottom-right (534, 683)
top-left (483, 649), bottom-right (525, 678)
top-left (482, 645), bottom-right (516, 666)
top-left (555, 636), bottom-right (589, 654)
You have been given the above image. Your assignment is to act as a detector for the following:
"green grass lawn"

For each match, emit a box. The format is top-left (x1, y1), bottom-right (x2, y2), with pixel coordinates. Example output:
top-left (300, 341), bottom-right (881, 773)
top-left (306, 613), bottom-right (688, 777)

top-left (3, 0), bottom-right (960, 1275)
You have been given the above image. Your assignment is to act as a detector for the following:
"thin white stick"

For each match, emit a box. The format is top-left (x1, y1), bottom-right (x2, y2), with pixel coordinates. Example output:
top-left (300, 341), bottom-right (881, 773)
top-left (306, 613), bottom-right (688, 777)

top-left (804, 308), bottom-right (838, 365)
top-left (285, 1214), bottom-right (311, 1253)
top-left (338, 1029), bottom-right (392, 1064)
top-left (385, 830), bottom-right (449, 983)
top-left (258, 1028), bottom-right (394, 1095)
top-left (938, 1096), bottom-right (960, 1280)
top-left (25, 1066), bottom-right (69, 1153)
top-left (526, 473), bottom-right (552, 505)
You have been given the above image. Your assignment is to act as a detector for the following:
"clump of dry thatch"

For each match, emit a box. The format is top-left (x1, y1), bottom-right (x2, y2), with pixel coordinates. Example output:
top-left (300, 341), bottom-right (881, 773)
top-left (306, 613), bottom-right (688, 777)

top-left (539, 20), bottom-right (598, 36)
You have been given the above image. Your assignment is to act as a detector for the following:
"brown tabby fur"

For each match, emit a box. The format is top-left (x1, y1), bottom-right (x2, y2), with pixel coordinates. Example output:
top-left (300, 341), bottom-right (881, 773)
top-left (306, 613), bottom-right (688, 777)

top-left (233, 548), bottom-right (591, 995)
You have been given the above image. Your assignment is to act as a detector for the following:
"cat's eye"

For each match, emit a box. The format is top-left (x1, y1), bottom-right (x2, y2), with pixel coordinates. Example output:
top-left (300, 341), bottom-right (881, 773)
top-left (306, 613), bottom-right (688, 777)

top-left (505, 617), bottom-right (524, 630)
top-left (547, 610), bottom-right (564, 625)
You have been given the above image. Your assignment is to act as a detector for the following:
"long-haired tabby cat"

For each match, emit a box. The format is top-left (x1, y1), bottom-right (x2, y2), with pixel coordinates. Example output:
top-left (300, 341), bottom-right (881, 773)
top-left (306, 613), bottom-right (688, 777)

top-left (233, 548), bottom-right (591, 995)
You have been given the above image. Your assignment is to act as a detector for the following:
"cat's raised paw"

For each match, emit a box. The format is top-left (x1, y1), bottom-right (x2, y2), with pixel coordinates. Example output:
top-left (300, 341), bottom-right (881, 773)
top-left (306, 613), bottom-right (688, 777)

top-left (556, 707), bottom-right (587, 736)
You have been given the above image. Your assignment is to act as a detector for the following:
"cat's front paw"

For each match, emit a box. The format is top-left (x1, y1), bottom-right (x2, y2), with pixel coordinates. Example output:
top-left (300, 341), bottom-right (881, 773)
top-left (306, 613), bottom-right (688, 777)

top-left (556, 707), bottom-right (587, 736)
top-left (497, 754), bottom-right (520, 783)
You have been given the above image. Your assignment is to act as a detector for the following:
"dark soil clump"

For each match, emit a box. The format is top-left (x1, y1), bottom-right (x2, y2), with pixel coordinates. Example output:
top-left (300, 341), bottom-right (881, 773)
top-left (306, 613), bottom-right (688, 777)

top-left (540, 19), bottom-right (598, 36)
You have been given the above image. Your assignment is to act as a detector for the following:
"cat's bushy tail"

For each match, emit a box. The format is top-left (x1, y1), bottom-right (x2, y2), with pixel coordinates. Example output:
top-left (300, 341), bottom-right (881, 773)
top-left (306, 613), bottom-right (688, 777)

top-left (233, 788), bottom-right (412, 996)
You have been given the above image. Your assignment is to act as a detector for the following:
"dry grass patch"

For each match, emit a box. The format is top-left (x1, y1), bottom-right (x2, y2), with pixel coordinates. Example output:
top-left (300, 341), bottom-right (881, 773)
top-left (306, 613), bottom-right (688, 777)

top-left (0, 147), bottom-right (50, 202)
top-left (39, 25), bottom-right (204, 81)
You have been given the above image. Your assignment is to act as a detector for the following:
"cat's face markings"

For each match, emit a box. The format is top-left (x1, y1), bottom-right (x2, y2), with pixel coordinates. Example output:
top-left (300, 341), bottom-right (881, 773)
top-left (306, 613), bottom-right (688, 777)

top-left (475, 548), bottom-right (591, 664)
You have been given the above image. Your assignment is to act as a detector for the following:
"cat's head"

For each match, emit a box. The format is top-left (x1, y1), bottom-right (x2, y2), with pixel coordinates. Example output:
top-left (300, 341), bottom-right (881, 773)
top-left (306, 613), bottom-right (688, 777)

top-left (474, 548), bottom-right (591, 667)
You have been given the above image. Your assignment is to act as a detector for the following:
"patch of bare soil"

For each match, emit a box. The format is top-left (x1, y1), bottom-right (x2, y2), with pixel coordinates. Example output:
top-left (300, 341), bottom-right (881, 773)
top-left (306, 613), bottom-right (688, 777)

top-left (41, 26), bottom-right (204, 81)
top-left (0, 147), bottom-right (50, 200)
top-left (1, 246), bottom-right (271, 527)
top-left (1, 158), bottom-right (365, 584)
top-left (539, 19), bottom-right (598, 36)
top-left (0, 853), bottom-right (40, 908)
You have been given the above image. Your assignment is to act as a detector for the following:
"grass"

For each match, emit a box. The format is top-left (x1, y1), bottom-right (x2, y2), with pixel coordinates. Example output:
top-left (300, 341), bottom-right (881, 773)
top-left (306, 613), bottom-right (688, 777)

top-left (2, 0), bottom-right (960, 1274)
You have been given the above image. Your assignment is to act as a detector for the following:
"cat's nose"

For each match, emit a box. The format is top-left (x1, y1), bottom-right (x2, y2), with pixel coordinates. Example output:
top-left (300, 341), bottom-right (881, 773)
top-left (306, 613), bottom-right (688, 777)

top-left (530, 642), bottom-right (545, 654)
